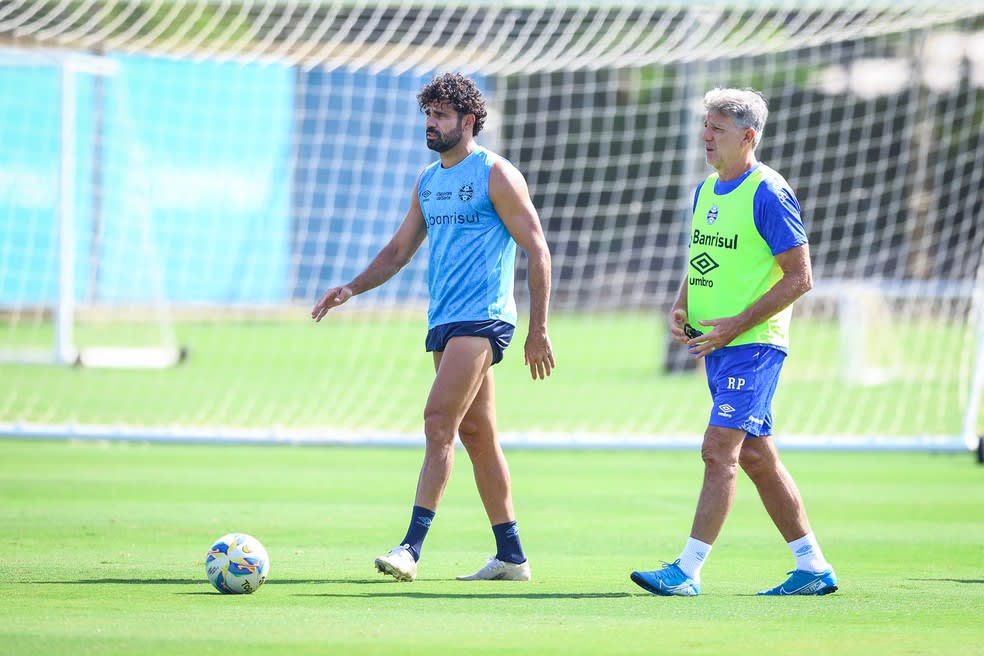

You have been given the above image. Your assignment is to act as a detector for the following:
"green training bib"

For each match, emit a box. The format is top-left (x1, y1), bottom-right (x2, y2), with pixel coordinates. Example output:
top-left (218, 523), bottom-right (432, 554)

top-left (687, 167), bottom-right (791, 348)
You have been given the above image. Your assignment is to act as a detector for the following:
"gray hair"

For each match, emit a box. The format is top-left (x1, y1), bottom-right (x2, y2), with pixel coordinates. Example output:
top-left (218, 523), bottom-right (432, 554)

top-left (703, 88), bottom-right (769, 149)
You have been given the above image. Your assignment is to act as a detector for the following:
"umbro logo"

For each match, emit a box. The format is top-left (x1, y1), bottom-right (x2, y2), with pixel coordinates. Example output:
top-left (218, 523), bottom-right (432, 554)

top-left (717, 403), bottom-right (735, 418)
top-left (690, 252), bottom-right (719, 276)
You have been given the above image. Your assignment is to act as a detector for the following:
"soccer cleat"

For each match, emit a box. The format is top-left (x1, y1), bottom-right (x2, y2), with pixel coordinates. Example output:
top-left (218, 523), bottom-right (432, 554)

top-left (374, 545), bottom-right (417, 582)
top-left (456, 557), bottom-right (531, 581)
top-left (757, 568), bottom-right (838, 596)
top-left (630, 560), bottom-right (701, 597)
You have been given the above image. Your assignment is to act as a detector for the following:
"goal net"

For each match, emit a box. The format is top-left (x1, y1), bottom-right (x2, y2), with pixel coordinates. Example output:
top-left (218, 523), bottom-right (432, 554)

top-left (1, 1), bottom-right (982, 450)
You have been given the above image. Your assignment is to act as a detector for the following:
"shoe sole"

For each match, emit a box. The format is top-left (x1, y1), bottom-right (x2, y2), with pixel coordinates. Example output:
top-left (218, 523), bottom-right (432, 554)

top-left (758, 583), bottom-right (839, 596)
top-left (374, 558), bottom-right (415, 582)
top-left (630, 571), bottom-right (698, 597)
top-left (456, 573), bottom-right (531, 581)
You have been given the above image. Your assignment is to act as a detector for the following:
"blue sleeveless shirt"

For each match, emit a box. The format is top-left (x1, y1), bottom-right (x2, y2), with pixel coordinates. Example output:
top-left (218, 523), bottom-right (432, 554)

top-left (417, 148), bottom-right (518, 328)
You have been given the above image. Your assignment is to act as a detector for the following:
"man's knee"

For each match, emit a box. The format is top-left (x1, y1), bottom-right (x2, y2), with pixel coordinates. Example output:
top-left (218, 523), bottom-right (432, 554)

top-left (458, 417), bottom-right (493, 455)
top-left (700, 426), bottom-right (744, 470)
top-left (423, 408), bottom-right (457, 445)
top-left (739, 439), bottom-right (777, 477)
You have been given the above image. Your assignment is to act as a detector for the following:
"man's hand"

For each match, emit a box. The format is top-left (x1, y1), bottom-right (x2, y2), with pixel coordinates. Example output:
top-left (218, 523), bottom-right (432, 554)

top-left (687, 316), bottom-right (742, 358)
top-left (311, 286), bottom-right (354, 322)
top-left (669, 308), bottom-right (690, 345)
top-left (524, 330), bottom-right (555, 380)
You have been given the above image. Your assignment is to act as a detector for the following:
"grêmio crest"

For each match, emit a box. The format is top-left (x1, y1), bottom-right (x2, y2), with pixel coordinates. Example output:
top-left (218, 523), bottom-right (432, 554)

top-left (706, 205), bottom-right (719, 225)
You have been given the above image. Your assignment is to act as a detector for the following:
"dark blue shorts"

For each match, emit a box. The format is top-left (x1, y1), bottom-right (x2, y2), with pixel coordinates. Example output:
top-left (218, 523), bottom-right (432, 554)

top-left (425, 319), bottom-right (515, 366)
top-left (704, 344), bottom-right (787, 438)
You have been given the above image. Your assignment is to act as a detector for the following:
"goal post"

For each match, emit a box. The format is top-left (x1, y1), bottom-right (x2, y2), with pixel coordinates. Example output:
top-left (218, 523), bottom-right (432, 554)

top-left (1, 2), bottom-right (983, 451)
top-left (0, 49), bottom-right (186, 369)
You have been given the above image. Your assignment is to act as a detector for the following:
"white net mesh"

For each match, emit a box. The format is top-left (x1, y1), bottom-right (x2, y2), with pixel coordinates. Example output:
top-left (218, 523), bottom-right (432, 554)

top-left (1, 2), bottom-right (982, 448)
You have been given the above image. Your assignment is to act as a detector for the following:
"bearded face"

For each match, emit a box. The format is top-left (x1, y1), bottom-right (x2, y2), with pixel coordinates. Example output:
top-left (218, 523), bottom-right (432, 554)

top-left (425, 115), bottom-right (465, 153)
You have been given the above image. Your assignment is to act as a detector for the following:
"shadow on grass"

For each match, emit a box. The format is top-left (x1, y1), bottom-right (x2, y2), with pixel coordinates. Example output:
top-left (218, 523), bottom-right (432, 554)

top-left (36, 578), bottom-right (391, 585)
top-left (298, 591), bottom-right (635, 600)
top-left (909, 578), bottom-right (984, 584)
top-left (35, 578), bottom-right (639, 599)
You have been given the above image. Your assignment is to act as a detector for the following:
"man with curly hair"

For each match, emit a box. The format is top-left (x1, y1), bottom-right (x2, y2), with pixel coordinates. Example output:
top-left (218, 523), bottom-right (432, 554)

top-left (312, 72), bottom-right (555, 582)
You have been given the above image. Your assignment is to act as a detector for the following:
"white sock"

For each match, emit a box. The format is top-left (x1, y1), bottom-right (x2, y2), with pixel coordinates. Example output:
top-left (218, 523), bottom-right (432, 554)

top-left (789, 532), bottom-right (830, 573)
top-left (676, 537), bottom-right (712, 581)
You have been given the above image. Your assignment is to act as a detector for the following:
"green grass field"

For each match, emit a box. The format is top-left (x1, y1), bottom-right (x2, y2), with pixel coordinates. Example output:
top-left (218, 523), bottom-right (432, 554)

top-left (0, 312), bottom-right (975, 439)
top-left (2, 438), bottom-right (982, 655)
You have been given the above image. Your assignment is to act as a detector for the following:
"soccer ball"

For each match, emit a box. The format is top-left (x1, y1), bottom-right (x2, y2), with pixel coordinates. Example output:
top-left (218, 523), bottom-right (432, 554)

top-left (205, 532), bottom-right (270, 594)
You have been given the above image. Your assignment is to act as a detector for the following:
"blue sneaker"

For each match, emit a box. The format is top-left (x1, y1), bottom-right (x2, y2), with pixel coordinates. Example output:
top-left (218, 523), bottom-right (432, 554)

top-left (630, 560), bottom-right (700, 597)
top-left (757, 568), bottom-right (838, 596)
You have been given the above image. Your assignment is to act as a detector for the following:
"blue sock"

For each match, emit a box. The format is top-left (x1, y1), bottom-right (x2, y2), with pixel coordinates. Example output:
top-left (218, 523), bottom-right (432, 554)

top-left (400, 506), bottom-right (435, 562)
top-left (492, 521), bottom-right (526, 564)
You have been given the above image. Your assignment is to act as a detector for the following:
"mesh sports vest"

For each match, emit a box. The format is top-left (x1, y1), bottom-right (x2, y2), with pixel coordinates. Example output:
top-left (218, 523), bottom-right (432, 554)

top-left (418, 148), bottom-right (518, 328)
top-left (688, 166), bottom-right (791, 348)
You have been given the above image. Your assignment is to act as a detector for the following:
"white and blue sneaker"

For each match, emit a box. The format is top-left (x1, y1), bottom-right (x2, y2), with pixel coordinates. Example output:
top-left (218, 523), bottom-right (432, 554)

top-left (630, 560), bottom-right (700, 597)
top-left (757, 568), bottom-right (838, 596)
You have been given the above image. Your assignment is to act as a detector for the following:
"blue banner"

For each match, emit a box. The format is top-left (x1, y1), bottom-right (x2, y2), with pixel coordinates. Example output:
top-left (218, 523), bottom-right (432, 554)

top-left (0, 60), bottom-right (94, 305)
top-left (100, 55), bottom-right (293, 303)
top-left (291, 68), bottom-right (444, 303)
top-left (0, 52), bottom-right (293, 306)
top-left (0, 53), bottom-right (481, 308)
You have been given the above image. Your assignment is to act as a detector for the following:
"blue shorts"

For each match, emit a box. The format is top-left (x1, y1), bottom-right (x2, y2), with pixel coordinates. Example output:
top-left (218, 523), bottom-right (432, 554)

top-left (425, 320), bottom-right (515, 366)
top-left (704, 344), bottom-right (787, 438)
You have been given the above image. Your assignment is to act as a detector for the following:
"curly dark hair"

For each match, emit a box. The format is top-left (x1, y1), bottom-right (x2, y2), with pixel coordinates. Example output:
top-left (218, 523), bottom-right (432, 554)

top-left (417, 72), bottom-right (488, 136)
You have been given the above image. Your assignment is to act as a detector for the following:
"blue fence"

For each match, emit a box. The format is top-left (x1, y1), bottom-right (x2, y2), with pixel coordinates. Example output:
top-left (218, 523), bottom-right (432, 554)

top-left (0, 63), bottom-right (92, 304)
top-left (292, 67), bottom-right (435, 303)
top-left (0, 53), bottom-right (460, 307)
